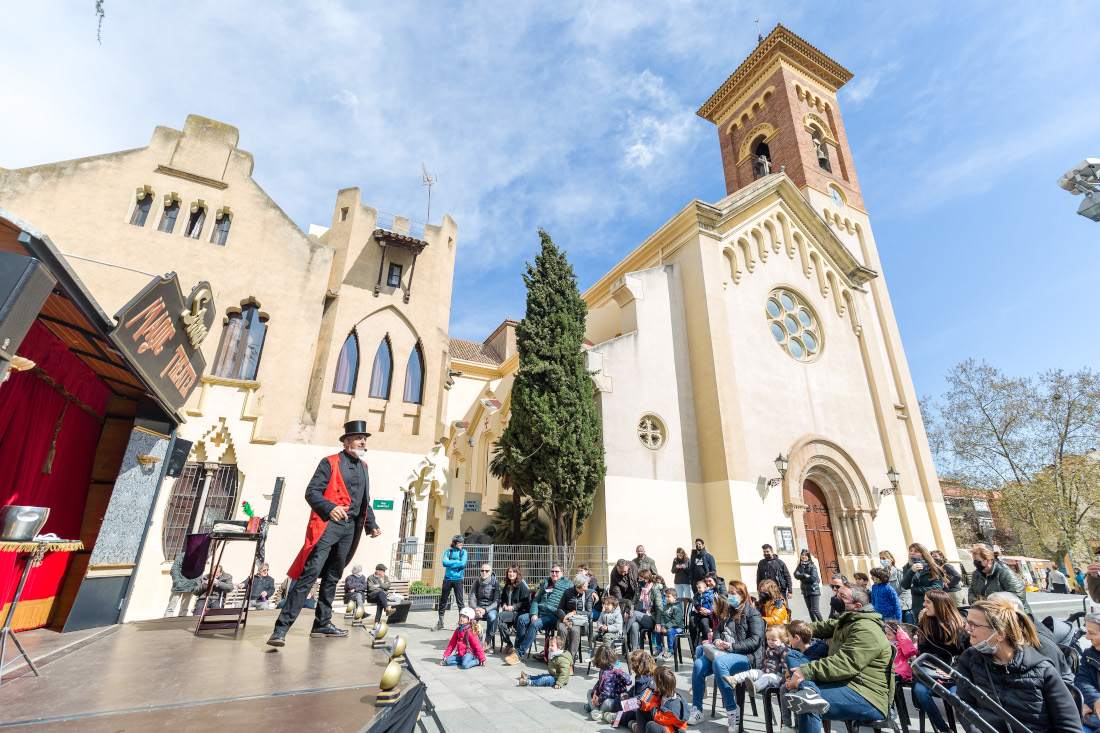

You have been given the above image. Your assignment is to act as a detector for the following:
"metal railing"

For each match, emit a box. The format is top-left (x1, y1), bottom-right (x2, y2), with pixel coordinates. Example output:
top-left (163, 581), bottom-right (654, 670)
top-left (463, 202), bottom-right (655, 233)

top-left (389, 543), bottom-right (608, 611)
top-left (376, 211), bottom-right (426, 241)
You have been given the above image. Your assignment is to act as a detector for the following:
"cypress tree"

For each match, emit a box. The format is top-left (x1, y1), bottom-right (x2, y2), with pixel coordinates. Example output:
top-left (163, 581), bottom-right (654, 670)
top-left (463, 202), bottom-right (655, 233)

top-left (499, 229), bottom-right (605, 553)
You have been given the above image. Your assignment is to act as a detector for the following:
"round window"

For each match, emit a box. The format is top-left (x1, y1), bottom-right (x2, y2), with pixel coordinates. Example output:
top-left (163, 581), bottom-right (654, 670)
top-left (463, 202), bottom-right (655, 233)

top-left (637, 414), bottom-right (666, 450)
top-left (765, 288), bottom-right (822, 362)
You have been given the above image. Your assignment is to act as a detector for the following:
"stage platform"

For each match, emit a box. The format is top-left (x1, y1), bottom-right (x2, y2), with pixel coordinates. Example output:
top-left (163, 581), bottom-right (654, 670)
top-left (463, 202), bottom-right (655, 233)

top-left (0, 610), bottom-right (421, 732)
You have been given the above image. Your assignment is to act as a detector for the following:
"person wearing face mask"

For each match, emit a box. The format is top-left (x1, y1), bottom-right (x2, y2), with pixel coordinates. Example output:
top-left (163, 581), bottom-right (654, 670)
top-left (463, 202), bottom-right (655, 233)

top-left (968, 544), bottom-right (1032, 616)
top-left (929, 549), bottom-right (964, 607)
top-left (689, 538), bottom-right (716, 595)
top-left (269, 420), bottom-right (381, 647)
top-left (953, 598), bottom-right (1080, 733)
top-left (901, 542), bottom-right (944, 615)
top-left (756, 544), bottom-right (793, 600)
top-left (879, 550), bottom-right (913, 624)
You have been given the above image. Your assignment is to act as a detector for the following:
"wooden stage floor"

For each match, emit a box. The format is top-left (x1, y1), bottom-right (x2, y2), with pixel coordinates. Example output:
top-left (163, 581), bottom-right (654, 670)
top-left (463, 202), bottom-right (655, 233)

top-left (0, 611), bottom-right (414, 732)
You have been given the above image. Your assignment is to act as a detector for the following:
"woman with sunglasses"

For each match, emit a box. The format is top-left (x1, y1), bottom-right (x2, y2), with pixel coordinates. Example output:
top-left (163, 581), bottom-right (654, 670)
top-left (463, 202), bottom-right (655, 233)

top-left (954, 598), bottom-right (1079, 732)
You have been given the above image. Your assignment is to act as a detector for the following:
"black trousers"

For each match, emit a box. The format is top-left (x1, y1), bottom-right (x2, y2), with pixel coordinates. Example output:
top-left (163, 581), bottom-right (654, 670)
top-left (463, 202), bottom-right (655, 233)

top-left (438, 578), bottom-right (464, 621)
top-left (367, 589), bottom-right (389, 622)
top-left (275, 519), bottom-right (354, 633)
top-left (804, 593), bottom-right (823, 622)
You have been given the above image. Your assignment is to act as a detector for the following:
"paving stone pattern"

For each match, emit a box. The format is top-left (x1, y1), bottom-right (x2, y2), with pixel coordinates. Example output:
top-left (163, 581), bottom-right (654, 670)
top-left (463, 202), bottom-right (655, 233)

top-left (400, 610), bottom-right (771, 732)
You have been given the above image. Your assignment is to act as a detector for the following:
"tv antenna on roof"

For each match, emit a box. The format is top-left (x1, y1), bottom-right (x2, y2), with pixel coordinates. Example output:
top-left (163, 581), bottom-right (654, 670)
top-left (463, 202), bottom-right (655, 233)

top-left (421, 163), bottom-right (438, 225)
top-left (756, 19), bottom-right (763, 44)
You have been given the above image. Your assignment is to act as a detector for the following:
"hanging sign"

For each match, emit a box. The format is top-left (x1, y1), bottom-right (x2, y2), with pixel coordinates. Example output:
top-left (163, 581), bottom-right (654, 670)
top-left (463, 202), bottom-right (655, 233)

top-left (111, 274), bottom-right (215, 416)
top-left (373, 499), bottom-right (394, 511)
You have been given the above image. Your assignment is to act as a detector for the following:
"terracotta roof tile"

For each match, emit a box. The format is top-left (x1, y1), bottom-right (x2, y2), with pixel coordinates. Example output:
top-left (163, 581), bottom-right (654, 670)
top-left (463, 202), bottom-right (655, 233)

top-left (449, 338), bottom-right (502, 366)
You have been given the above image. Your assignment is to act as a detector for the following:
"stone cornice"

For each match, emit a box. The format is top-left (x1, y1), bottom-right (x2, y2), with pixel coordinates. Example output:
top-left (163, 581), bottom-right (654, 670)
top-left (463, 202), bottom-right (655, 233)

top-left (697, 24), bottom-right (853, 122)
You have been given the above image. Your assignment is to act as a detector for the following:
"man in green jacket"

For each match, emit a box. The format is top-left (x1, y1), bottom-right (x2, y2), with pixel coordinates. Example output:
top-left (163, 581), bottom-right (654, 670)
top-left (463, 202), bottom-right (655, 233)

top-left (784, 585), bottom-right (894, 732)
top-left (508, 564), bottom-right (568, 663)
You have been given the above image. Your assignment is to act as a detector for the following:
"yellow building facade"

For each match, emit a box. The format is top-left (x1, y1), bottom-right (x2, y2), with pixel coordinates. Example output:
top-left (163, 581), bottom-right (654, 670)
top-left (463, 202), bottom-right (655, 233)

top-left (0, 115), bottom-right (457, 619)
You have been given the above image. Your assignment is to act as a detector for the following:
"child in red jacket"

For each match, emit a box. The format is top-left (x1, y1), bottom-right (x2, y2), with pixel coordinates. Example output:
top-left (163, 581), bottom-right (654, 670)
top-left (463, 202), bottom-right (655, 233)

top-left (439, 607), bottom-right (485, 669)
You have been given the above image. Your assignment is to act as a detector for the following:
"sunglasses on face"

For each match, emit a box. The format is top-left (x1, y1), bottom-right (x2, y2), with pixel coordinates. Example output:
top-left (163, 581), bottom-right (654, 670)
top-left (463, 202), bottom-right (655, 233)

top-left (830, 584), bottom-right (842, 590)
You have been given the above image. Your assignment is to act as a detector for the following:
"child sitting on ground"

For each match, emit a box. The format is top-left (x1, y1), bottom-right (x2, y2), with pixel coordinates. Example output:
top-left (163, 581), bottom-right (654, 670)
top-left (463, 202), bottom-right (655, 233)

top-left (439, 607), bottom-right (485, 669)
top-left (640, 666), bottom-right (689, 733)
top-left (884, 620), bottom-right (918, 682)
top-left (594, 596), bottom-right (625, 648)
top-left (869, 567), bottom-right (902, 623)
top-left (653, 587), bottom-right (684, 661)
top-left (587, 644), bottom-right (632, 719)
top-left (726, 623), bottom-right (790, 694)
top-left (606, 650), bottom-right (658, 727)
top-left (518, 634), bottom-right (572, 688)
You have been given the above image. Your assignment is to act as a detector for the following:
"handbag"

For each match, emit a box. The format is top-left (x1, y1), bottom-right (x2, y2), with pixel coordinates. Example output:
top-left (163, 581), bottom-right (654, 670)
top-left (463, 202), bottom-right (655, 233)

top-left (571, 614), bottom-right (589, 628)
top-left (701, 643), bottom-right (721, 661)
top-left (497, 610), bottom-right (517, 625)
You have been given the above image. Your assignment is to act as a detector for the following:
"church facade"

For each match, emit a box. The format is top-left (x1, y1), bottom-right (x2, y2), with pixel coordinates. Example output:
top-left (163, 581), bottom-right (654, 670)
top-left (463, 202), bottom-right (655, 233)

top-left (433, 26), bottom-right (958, 584)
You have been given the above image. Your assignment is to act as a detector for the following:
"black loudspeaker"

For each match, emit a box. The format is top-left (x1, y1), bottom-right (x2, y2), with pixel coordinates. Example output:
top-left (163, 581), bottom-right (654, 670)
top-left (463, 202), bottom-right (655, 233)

top-left (165, 439), bottom-right (192, 477)
top-left (267, 477), bottom-right (284, 525)
top-left (0, 250), bottom-right (57, 360)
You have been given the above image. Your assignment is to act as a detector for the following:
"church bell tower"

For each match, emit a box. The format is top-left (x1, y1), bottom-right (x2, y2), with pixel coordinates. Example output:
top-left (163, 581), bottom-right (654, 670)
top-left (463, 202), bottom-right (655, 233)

top-left (697, 25), bottom-right (865, 212)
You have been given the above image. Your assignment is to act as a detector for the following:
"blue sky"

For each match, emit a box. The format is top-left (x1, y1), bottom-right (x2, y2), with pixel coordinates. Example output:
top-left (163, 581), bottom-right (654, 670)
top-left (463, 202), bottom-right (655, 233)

top-left (2, 2), bottom-right (1097, 400)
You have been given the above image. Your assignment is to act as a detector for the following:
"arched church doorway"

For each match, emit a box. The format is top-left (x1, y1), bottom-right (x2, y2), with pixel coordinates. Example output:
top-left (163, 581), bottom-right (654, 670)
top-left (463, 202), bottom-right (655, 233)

top-left (802, 479), bottom-right (839, 578)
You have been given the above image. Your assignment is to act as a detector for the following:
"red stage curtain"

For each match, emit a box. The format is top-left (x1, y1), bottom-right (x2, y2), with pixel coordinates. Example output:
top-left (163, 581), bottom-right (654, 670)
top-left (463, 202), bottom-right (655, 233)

top-left (0, 321), bottom-right (108, 630)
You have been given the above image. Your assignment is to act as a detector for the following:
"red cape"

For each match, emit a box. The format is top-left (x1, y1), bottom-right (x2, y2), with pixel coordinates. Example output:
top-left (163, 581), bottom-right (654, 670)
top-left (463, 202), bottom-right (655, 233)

top-left (286, 454), bottom-right (350, 580)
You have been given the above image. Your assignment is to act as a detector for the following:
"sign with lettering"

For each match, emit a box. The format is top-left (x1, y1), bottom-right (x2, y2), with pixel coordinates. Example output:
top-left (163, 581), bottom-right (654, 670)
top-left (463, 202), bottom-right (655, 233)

top-left (111, 274), bottom-right (215, 418)
top-left (463, 499), bottom-right (481, 513)
top-left (373, 499), bottom-right (394, 511)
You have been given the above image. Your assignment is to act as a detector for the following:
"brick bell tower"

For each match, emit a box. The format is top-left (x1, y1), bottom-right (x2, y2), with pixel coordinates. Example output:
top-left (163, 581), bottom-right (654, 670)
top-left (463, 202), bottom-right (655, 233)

top-left (697, 25), bottom-right (864, 212)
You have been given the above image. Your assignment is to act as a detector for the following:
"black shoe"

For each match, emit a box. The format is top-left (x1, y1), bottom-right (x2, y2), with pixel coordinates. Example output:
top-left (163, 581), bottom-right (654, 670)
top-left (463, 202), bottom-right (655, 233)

top-left (310, 623), bottom-right (349, 638)
top-left (267, 631), bottom-right (286, 647)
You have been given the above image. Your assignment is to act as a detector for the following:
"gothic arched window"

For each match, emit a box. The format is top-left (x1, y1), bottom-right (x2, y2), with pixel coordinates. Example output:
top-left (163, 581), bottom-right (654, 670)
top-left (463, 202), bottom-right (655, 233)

top-left (130, 189), bottom-right (154, 226)
top-left (212, 303), bottom-right (268, 380)
top-left (210, 212), bottom-right (232, 245)
top-left (333, 331), bottom-right (360, 394)
top-left (403, 342), bottom-right (424, 404)
top-left (158, 197), bottom-right (180, 233)
top-left (368, 337), bottom-right (393, 399)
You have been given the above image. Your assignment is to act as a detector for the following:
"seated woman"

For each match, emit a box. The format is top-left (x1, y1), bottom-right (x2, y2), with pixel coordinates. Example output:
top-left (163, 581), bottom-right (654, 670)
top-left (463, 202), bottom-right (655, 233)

top-left (343, 564), bottom-right (369, 614)
top-left (954, 598), bottom-right (1080, 733)
top-left (624, 569), bottom-right (664, 653)
top-left (687, 581), bottom-right (765, 726)
top-left (911, 589), bottom-right (968, 733)
top-left (756, 579), bottom-right (789, 626)
top-left (557, 572), bottom-right (593, 662)
top-left (497, 564), bottom-right (530, 656)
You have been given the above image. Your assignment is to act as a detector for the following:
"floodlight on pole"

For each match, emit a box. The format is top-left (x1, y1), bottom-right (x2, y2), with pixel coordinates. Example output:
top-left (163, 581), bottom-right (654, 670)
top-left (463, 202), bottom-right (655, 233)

top-left (1057, 159), bottom-right (1100, 222)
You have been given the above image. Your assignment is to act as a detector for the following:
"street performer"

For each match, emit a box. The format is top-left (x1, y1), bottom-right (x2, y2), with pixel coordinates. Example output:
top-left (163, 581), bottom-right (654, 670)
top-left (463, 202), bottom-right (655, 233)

top-left (267, 420), bottom-right (381, 647)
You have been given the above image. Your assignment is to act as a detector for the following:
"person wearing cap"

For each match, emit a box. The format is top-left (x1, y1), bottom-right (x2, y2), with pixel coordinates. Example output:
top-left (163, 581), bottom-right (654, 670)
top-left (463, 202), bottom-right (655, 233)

top-left (435, 534), bottom-right (468, 631)
top-left (365, 563), bottom-right (394, 628)
top-left (268, 419), bottom-right (381, 647)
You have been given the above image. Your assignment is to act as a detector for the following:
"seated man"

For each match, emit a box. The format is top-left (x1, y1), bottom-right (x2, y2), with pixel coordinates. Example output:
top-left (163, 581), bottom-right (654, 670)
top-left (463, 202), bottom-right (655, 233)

top-left (472, 562), bottom-right (500, 637)
top-left (250, 563), bottom-right (276, 609)
top-left (365, 563), bottom-right (394, 627)
top-left (343, 564), bottom-right (370, 613)
top-left (784, 585), bottom-right (894, 732)
top-left (193, 565), bottom-right (233, 613)
top-left (164, 552), bottom-right (199, 617)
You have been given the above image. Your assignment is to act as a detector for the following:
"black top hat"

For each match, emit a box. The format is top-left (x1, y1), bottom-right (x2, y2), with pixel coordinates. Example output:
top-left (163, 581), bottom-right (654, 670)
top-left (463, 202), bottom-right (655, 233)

top-left (340, 420), bottom-right (371, 441)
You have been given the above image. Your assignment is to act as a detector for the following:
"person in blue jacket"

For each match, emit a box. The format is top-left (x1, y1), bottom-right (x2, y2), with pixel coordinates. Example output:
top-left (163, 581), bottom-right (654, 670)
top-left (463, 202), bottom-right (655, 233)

top-left (436, 535), bottom-right (468, 631)
top-left (1076, 613), bottom-right (1100, 732)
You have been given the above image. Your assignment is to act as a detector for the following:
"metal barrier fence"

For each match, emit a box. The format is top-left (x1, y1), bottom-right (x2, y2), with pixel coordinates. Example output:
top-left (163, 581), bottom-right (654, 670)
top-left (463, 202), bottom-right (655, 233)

top-left (389, 543), bottom-right (608, 611)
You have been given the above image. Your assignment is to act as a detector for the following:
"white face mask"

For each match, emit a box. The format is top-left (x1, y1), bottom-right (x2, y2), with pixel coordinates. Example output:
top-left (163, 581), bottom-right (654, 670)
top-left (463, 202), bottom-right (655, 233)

top-left (880, 559), bottom-right (890, 567)
top-left (972, 636), bottom-right (1001, 656)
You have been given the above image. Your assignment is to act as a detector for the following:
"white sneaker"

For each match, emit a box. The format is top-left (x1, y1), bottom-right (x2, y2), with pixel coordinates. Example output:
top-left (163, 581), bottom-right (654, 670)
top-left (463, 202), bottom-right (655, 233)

top-left (785, 687), bottom-right (830, 715)
top-left (687, 706), bottom-right (704, 725)
top-left (726, 714), bottom-right (738, 733)
top-left (590, 708), bottom-right (604, 721)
